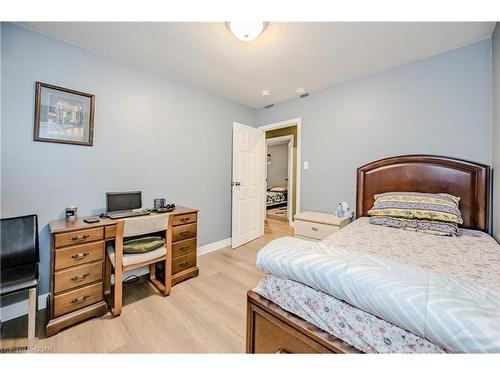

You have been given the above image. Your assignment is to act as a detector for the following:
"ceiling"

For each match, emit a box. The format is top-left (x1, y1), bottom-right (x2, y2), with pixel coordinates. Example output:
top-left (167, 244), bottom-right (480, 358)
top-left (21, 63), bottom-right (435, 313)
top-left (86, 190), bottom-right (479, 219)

top-left (19, 22), bottom-right (496, 108)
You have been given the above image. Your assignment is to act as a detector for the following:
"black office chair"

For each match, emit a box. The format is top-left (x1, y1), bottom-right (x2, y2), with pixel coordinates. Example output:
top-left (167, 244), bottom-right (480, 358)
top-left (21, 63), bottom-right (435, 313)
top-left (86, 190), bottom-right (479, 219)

top-left (1, 214), bottom-right (39, 349)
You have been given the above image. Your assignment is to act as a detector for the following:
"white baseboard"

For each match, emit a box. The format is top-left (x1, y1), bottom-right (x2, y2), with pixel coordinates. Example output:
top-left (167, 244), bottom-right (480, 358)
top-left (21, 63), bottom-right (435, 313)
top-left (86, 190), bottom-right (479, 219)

top-left (0, 237), bottom-right (232, 323)
top-left (197, 237), bottom-right (231, 256)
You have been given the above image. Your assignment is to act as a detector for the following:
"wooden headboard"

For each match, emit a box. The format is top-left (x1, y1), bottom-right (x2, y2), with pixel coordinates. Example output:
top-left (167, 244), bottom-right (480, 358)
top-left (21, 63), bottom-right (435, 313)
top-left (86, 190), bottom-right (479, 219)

top-left (356, 155), bottom-right (491, 232)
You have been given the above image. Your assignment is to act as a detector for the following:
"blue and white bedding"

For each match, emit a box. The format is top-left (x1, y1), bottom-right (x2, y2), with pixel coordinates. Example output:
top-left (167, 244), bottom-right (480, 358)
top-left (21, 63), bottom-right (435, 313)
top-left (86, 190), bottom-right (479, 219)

top-left (255, 218), bottom-right (500, 353)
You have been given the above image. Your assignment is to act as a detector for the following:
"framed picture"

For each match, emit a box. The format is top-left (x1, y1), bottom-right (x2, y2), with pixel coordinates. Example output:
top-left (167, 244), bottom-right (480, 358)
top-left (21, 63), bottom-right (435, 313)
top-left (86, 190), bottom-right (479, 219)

top-left (34, 82), bottom-right (95, 146)
top-left (267, 152), bottom-right (272, 165)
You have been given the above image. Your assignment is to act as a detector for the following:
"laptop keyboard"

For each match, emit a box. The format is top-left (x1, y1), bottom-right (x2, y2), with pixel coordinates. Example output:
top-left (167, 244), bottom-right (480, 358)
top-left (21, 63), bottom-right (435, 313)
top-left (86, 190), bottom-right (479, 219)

top-left (107, 209), bottom-right (150, 219)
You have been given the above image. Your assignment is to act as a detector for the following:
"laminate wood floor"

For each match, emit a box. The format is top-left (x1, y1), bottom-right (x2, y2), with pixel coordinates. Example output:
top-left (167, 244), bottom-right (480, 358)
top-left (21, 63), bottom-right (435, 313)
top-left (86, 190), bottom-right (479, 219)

top-left (0, 219), bottom-right (293, 353)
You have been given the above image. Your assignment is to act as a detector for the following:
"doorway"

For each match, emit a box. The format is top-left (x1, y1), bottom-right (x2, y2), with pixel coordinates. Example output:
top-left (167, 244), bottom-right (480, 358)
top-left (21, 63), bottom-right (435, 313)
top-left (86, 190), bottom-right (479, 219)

top-left (265, 136), bottom-right (292, 223)
top-left (259, 118), bottom-right (301, 227)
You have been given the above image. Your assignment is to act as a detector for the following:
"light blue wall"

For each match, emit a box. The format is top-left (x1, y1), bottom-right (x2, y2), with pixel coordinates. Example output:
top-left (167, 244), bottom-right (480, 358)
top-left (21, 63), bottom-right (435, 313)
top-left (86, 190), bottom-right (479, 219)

top-left (256, 40), bottom-right (493, 215)
top-left (1, 23), bottom-right (255, 295)
top-left (493, 24), bottom-right (500, 240)
top-left (267, 143), bottom-right (288, 189)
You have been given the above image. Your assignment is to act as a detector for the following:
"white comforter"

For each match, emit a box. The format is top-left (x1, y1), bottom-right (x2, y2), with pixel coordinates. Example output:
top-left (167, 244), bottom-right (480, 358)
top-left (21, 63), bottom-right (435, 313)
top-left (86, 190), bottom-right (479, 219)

top-left (256, 219), bottom-right (500, 353)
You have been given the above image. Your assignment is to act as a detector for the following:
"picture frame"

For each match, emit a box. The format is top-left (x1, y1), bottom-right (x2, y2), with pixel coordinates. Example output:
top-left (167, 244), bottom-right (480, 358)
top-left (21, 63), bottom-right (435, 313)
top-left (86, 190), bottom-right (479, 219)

top-left (267, 152), bottom-right (272, 165)
top-left (33, 81), bottom-right (95, 146)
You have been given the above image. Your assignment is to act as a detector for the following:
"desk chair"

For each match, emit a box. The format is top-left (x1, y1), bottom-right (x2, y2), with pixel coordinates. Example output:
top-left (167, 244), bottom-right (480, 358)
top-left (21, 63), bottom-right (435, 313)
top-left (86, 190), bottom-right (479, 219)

top-left (104, 214), bottom-right (172, 317)
top-left (0, 214), bottom-right (39, 349)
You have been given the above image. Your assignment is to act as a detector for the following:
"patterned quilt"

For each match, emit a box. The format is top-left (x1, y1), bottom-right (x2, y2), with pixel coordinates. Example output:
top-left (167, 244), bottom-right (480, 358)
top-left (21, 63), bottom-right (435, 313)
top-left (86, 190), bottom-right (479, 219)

top-left (255, 218), bottom-right (500, 353)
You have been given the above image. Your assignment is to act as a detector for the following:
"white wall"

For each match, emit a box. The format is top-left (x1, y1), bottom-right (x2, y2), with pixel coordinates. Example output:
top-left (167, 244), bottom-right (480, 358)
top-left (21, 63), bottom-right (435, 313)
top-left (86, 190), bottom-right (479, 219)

top-left (493, 23), bottom-right (500, 240)
top-left (267, 143), bottom-right (288, 189)
top-left (257, 40), bottom-right (493, 215)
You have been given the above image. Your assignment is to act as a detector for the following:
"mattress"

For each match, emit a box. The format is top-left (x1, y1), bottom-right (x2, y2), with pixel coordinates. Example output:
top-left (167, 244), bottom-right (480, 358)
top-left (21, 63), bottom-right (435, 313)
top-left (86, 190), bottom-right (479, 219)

top-left (255, 218), bottom-right (500, 353)
top-left (321, 217), bottom-right (500, 290)
top-left (254, 274), bottom-right (443, 353)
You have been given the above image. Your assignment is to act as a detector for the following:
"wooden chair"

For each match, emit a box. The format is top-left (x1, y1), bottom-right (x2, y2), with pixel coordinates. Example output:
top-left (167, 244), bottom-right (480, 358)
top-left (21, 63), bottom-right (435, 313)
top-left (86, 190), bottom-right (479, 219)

top-left (104, 213), bottom-right (172, 317)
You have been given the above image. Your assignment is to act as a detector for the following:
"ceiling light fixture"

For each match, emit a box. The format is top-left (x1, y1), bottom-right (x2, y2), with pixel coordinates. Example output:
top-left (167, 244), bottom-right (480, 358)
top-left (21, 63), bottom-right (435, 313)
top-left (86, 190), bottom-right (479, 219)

top-left (261, 89), bottom-right (272, 96)
top-left (226, 22), bottom-right (268, 42)
top-left (296, 87), bottom-right (307, 95)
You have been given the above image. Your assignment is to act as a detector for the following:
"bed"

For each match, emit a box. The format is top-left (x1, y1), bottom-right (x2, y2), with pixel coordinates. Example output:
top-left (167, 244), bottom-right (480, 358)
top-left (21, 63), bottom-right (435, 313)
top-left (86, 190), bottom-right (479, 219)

top-left (246, 155), bottom-right (497, 354)
top-left (267, 186), bottom-right (288, 209)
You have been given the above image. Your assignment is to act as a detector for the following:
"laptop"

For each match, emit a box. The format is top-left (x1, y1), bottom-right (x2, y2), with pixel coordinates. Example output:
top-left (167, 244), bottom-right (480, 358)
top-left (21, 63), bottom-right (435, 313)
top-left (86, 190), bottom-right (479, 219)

top-left (106, 191), bottom-right (150, 219)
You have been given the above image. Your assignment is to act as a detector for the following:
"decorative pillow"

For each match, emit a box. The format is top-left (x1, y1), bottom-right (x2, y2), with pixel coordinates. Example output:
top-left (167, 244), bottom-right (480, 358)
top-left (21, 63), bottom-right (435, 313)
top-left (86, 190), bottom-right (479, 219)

top-left (367, 192), bottom-right (463, 224)
top-left (369, 216), bottom-right (459, 236)
top-left (123, 236), bottom-right (166, 254)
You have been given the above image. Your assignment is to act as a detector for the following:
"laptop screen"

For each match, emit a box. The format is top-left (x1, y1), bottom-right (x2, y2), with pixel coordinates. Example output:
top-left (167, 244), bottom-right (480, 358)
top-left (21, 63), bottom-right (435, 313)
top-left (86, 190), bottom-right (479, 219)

top-left (106, 191), bottom-right (142, 213)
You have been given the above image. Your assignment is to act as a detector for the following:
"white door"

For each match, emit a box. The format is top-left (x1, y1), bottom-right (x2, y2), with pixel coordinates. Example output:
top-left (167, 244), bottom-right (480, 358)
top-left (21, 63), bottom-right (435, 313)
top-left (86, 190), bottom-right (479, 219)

top-left (232, 122), bottom-right (265, 249)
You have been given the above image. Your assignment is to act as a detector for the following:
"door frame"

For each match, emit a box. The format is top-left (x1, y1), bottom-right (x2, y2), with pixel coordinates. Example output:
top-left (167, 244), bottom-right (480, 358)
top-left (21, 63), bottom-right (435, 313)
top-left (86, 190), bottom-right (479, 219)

top-left (258, 117), bottom-right (302, 226)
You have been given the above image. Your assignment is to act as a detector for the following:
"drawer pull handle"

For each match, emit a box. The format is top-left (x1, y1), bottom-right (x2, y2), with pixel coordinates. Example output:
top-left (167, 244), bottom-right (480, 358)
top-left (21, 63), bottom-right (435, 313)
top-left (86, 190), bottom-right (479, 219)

top-left (70, 273), bottom-right (90, 282)
top-left (179, 246), bottom-right (190, 251)
top-left (179, 260), bottom-right (189, 267)
top-left (275, 348), bottom-right (290, 354)
top-left (180, 217), bottom-right (190, 223)
top-left (71, 252), bottom-right (90, 260)
top-left (311, 227), bottom-right (319, 231)
top-left (71, 295), bottom-right (90, 304)
top-left (71, 234), bottom-right (90, 242)
top-left (180, 231), bottom-right (190, 237)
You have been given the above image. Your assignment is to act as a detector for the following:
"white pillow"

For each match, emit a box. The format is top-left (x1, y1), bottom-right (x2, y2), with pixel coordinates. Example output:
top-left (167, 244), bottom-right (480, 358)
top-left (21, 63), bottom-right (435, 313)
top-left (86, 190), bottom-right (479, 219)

top-left (270, 186), bottom-right (287, 192)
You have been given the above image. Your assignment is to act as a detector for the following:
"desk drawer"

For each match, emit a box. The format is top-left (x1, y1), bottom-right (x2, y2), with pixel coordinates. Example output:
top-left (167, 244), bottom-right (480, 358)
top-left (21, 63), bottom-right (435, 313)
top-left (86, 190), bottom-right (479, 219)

top-left (172, 252), bottom-right (196, 275)
top-left (104, 225), bottom-right (116, 239)
top-left (172, 223), bottom-right (197, 242)
top-left (54, 227), bottom-right (103, 248)
top-left (54, 241), bottom-right (104, 270)
top-left (172, 213), bottom-right (197, 227)
top-left (54, 261), bottom-right (103, 293)
top-left (294, 220), bottom-right (339, 240)
top-left (172, 238), bottom-right (197, 258)
top-left (53, 282), bottom-right (102, 318)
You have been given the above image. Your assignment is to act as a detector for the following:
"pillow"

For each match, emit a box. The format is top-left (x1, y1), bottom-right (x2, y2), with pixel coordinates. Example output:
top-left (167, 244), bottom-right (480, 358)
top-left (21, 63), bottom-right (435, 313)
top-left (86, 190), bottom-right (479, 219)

top-left (369, 216), bottom-right (459, 236)
top-left (123, 236), bottom-right (166, 254)
top-left (270, 186), bottom-right (287, 192)
top-left (367, 192), bottom-right (463, 225)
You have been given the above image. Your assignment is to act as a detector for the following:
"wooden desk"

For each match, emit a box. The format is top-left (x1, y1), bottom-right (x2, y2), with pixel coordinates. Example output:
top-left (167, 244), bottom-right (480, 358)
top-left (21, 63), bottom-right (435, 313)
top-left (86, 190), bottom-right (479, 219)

top-left (46, 206), bottom-right (199, 336)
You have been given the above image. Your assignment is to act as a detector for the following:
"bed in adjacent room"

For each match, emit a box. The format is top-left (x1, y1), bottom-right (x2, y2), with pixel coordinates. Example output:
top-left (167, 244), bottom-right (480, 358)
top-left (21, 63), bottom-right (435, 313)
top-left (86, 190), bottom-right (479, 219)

top-left (266, 185), bottom-right (288, 209)
top-left (246, 155), bottom-right (499, 354)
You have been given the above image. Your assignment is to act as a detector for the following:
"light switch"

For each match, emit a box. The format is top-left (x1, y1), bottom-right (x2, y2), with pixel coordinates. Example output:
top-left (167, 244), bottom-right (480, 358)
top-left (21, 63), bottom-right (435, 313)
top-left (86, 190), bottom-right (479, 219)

top-left (304, 161), bottom-right (309, 170)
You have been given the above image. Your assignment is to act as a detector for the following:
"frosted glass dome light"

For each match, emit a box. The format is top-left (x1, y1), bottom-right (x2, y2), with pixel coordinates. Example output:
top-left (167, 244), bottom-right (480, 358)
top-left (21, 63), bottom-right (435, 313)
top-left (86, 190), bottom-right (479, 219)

top-left (227, 22), bottom-right (268, 42)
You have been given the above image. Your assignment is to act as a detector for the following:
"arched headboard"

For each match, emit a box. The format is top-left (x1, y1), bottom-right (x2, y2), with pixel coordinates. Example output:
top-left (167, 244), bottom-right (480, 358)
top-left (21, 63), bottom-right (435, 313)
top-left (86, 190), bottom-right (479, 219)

top-left (356, 155), bottom-right (491, 232)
